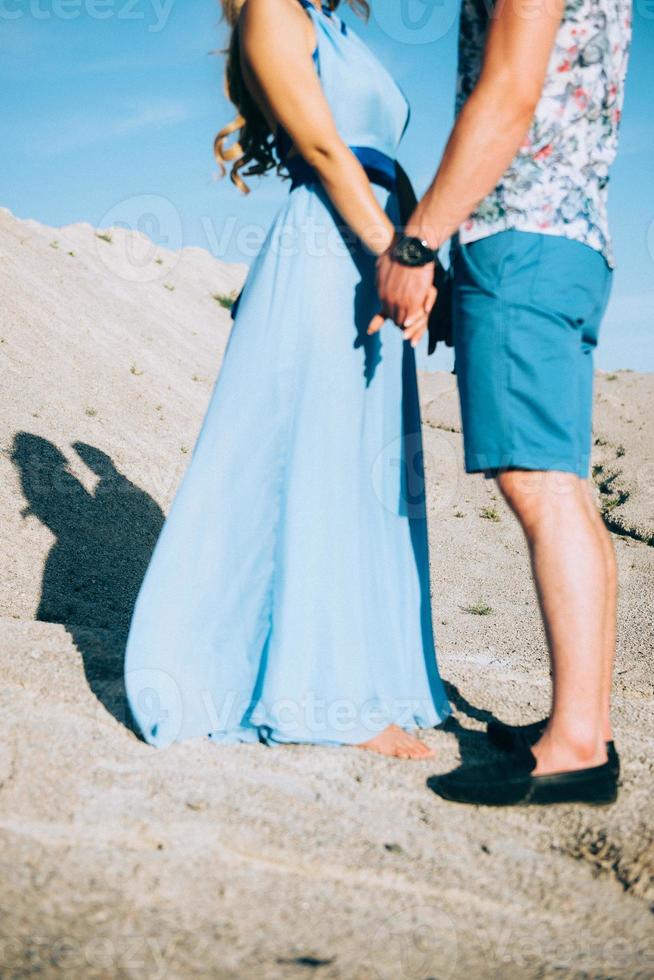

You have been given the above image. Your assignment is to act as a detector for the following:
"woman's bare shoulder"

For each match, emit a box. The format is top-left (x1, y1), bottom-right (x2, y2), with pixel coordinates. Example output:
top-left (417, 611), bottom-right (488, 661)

top-left (240, 0), bottom-right (309, 29)
top-left (239, 0), bottom-right (315, 58)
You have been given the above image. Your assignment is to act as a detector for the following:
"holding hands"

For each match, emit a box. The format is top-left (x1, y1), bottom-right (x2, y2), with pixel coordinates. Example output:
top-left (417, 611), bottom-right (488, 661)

top-left (368, 164), bottom-right (441, 348)
top-left (368, 245), bottom-right (437, 348)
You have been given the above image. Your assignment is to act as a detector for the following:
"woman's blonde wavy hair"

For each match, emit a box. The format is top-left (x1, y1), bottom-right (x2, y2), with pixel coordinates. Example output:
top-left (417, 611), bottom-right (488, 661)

top-left (214, 0), bottom-right (369, 193)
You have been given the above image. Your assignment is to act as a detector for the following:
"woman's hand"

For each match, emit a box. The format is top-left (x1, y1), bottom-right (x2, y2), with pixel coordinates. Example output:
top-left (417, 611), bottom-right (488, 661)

top-left (368, 250), bottom-right (437, 343)
top-left (401, 283), bottom-right (438, 347)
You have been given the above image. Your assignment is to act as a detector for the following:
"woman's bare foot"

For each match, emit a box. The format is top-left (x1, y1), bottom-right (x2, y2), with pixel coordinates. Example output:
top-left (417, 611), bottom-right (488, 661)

top-left (358, 724), bottom-right (436, 760)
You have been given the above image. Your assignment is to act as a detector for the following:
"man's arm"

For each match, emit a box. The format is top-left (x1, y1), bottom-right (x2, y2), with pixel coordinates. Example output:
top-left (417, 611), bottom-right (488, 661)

top-left (394, 161), bottom-right (419, 224)
top-left (372, 0), bottom-right (566, 341)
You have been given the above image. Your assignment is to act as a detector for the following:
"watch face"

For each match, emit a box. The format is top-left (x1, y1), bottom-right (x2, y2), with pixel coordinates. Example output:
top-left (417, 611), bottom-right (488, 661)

top-left (394, 236), bottom-right (433, 266)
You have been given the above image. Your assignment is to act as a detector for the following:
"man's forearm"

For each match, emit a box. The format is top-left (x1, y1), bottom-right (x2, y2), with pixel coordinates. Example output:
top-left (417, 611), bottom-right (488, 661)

top-left (405, 79), bottom-right (539, 249)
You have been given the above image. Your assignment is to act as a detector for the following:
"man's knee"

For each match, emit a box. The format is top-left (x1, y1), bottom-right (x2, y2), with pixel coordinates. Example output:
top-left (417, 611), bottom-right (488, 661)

top-left (496, 469), bottom-right (584, 534)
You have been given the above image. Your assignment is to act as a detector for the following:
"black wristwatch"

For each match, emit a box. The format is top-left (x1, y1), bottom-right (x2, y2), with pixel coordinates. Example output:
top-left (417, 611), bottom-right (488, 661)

top-left (390, 235), bottom-right (438, 267)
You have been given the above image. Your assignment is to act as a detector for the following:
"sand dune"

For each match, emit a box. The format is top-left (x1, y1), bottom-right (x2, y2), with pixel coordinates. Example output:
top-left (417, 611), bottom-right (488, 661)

top-left (1, 206), bottom-right (652, 978)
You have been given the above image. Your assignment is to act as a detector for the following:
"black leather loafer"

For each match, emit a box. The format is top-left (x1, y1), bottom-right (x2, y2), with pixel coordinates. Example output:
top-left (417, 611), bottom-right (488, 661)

top-left (487, 717), bottom-right (620, 779)
top-left (428, 747), bottom-right (618, 807)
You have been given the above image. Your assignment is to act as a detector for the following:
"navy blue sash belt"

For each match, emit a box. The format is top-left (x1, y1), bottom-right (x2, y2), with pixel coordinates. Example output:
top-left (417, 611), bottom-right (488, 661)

top-left (286, 145), bottom-right (396, 193)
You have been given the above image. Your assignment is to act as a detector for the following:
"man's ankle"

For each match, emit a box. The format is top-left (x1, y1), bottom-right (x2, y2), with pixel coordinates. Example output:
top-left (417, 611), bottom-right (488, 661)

top-left (531, 727), bottom-right (608, 775)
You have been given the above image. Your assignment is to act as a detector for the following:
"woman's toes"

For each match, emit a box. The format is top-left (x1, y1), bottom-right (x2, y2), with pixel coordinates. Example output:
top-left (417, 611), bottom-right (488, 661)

top-left (357, 725), bottom-right (436, 760)
top-left (403, 739), bottom-right (435, 760)
top-left (402, 734), bottom-right (435, 759)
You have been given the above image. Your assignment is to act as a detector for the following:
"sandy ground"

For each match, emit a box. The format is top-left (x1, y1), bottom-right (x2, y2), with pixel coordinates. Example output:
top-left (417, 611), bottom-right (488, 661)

top-left (1, 206), bottom-right (652, 979)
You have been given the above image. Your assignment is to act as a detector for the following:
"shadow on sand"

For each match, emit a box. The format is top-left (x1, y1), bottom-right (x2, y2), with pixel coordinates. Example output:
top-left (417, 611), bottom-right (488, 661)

top-left (438, 680), bottom-right (505, 770)
top-left (11, 433), bottom-right (164, 731)
top-left (11, 432), bottom-right (502, 759)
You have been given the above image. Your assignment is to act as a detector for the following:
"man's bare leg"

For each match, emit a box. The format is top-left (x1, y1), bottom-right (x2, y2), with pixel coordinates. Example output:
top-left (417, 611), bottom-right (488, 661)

top-left (496, 469), bottom-right (609, 775)
top-left (583, 483), bottom-right (617, 743)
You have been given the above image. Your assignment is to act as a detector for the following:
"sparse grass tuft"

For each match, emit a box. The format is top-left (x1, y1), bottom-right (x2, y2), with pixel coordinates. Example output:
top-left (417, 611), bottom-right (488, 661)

top-left (606, 373), bottom-right (618, 381)
top-left (212, 290), bottom-right (238, 310)
top-left (180, 446), bottom-right (189, 454)
top-left (454, 510), bottom-right (466, 518)
top-left (593, 464), bottom-right (631, 516)
top-left (84, 407), bottom-right (97, 417)
top-left (96, 230), bottom-right (113, 244)
top-left (130, 363), bottom-right (144, 376)
top-left (68, 250), bottom-right (75, 257)
top-left (49, 240), bottom-right (59, 249)
top-left (616, 445), bottom-right (626, 458)
top-left (480, 506), bottom-right (501, 522)
top-left (602, 490), bottom-right (630, 513)
top-left (463, 601), bottom-right (493, 616)
top-left (155, 258), bottom-right (163, 265)
top-left (163, 283), bottom-right (175, 291)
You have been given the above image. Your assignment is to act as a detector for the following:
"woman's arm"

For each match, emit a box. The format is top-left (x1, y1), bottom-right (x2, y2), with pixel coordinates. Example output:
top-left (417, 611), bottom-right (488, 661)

top-left (238, 0), bottom-right (395, 258)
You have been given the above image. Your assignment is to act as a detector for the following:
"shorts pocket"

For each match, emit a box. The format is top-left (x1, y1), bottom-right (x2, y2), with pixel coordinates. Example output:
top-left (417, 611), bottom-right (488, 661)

top-left (458, 231), bottom-right (543, 298)
top-left (529, 236), bottom-right (611, 328)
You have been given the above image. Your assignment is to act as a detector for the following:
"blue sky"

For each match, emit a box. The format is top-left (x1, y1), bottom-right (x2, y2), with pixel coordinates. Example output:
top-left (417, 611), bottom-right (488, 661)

top-left (2, 0), bottom-right (652, 370)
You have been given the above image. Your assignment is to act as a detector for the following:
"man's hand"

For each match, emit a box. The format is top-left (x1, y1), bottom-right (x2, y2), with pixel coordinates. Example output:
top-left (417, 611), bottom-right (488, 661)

top-left (368, 250), bottom-right (436, 347)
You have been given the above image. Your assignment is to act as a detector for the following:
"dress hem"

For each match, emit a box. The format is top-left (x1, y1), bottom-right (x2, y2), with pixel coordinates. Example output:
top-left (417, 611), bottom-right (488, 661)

top-left (203, 704), bottom-right (453, 748)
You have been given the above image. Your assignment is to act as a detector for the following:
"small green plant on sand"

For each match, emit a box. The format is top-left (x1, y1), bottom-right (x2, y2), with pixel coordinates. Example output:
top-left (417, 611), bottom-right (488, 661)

top-left (480, 506), bottom-right (501, 522)
top-left (212, 290), bottom-right (238, 310)
top-left (130, 363), bottom-right (144, 377)
top-left (96, 230), bottom-right (113, 244)
top-left (85, 407), bottom-right (97, 417)
top-left (163, 283), bottom-right (175, 291)
top-left (49, 240), bottom-right (59, 249)
top-left (463, 601), bottom-right (493, 616)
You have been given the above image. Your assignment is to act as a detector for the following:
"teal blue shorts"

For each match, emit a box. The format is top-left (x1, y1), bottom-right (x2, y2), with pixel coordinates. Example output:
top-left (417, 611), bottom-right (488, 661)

top-left (452, 230), bottom-right (613, 478)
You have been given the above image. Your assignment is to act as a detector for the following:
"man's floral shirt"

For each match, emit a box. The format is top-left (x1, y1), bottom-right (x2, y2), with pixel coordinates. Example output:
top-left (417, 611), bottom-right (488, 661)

top-left (456, 0), bottom-right (632, 267)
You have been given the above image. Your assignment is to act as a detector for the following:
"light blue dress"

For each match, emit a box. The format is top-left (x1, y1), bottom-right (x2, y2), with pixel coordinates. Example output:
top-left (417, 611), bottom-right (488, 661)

top-left (124, 0), bottom-right (450, 747)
